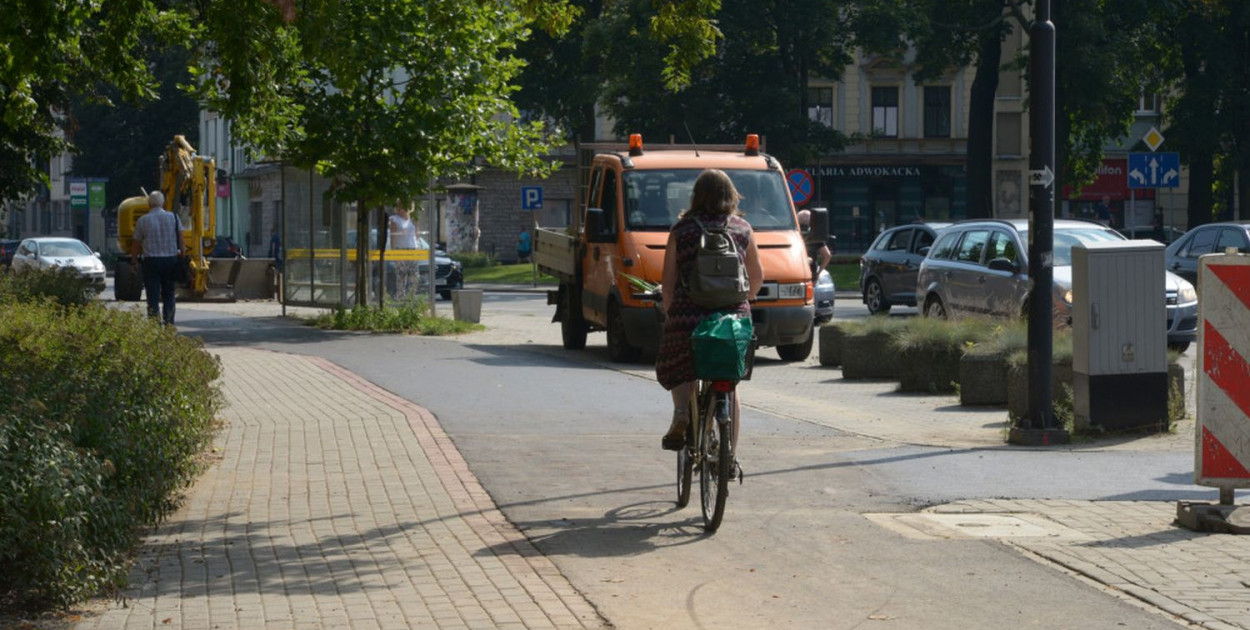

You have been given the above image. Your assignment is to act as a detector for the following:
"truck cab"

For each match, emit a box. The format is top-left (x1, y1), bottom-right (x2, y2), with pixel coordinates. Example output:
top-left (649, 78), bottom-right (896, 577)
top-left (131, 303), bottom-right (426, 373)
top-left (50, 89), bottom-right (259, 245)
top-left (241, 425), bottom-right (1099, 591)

top-left (539, 135), bottom-right (820, 362)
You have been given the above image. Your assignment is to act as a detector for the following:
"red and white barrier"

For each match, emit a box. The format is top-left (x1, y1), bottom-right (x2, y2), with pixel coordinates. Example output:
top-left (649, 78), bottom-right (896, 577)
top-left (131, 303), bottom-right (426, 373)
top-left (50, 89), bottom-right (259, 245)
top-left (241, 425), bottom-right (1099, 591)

top-left (1196, 253), bottom-right (1250, 486)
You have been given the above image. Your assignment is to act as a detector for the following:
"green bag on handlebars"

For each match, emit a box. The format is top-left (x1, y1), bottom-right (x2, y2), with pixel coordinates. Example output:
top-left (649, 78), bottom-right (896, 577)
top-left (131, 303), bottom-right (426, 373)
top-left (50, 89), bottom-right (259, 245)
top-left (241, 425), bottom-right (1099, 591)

top-left (691, 312), bottom-right (754, 381)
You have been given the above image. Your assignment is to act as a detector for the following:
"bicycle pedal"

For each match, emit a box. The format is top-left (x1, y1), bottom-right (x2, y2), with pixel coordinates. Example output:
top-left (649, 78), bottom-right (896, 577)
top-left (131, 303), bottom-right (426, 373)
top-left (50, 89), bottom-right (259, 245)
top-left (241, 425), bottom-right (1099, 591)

top-left (733, 461), bottom-right (744, 484)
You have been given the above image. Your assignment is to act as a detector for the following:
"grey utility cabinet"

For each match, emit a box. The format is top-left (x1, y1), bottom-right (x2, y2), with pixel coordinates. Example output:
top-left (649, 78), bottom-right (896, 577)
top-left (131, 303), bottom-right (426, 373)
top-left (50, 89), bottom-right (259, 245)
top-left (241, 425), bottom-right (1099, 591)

top-left (1071, 240), bottom-right (1168, 431)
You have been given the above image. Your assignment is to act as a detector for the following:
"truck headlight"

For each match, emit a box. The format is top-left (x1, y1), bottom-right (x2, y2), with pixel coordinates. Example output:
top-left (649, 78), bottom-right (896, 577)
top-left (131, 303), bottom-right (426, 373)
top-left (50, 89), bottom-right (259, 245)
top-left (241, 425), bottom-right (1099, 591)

top-left (778, 283), bottom-right (806, 299)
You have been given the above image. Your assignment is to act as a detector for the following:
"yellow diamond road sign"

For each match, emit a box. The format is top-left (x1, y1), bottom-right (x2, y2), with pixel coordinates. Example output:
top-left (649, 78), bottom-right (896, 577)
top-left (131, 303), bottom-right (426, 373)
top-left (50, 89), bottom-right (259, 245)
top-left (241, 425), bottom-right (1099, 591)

top-left (1144, 127), bottom-right (1165, 152)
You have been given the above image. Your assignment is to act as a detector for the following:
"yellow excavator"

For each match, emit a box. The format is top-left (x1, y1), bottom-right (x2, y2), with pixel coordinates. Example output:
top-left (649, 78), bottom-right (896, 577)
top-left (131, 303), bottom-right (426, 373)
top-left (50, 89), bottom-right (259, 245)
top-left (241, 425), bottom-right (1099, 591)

top-left (113, 135), bottom-right (218, 301)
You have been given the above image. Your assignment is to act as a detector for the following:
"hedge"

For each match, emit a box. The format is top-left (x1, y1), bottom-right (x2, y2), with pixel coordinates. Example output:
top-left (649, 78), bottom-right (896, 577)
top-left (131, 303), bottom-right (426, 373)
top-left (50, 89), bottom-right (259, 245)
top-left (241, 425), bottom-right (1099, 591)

top-left (0, 290), bottom-right (222, 609)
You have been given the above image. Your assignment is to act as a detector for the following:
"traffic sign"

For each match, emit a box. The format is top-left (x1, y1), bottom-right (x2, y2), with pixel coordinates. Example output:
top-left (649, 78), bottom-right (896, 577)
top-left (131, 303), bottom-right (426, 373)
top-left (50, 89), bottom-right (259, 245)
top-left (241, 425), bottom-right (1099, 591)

top-left (1196, 253), bottom-right (1250, 487)
top-left (786, 169), bottom-right (814, 205)
top-left (1143, 127), bottom-right (1165, 152)
top-left (69, 180), bottom-right (88, 209)
top-left (1128, 152), bottom-right (1180, 189)
top-left (521, 186), bottom-right (543, 210)
top-left (1029, 165), bottom-right (1055, 188)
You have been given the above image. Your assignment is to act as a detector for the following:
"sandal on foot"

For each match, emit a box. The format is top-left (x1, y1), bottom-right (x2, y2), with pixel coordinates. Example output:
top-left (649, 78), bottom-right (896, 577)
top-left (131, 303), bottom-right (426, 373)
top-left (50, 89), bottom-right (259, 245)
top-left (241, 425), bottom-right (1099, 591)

top-left (661, 409), bottom-right (689, 451)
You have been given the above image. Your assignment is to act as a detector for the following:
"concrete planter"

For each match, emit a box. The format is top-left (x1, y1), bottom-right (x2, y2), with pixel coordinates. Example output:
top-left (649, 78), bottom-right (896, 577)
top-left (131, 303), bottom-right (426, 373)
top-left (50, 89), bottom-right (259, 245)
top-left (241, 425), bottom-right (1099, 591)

top-left (818, 323), bottom-right (847, 367)
top-left (451, 289), bottom-right (483, 323)
top-left (959, 352), bottom-right (1010, 406)
top-left (898, 345), bottom-right (962, 393)
top-left (841, 331), bottom-right (898, 380)
top-left (1007, 361), bottom-right (1074, 425)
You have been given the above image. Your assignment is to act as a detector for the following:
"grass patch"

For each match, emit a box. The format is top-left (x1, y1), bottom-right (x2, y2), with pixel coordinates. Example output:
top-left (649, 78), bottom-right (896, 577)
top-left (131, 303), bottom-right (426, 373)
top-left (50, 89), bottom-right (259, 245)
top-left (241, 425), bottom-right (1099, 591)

top-left (307, 302), bottom-right (484, 334)
top-left (841, 314), bottom-right (910, 336)
top-left (463, 262), bottom-right (558, 286)
top-left (825, 262), bottom-right (859, 293)
top-left (892, 316), bottom-right (995, 352)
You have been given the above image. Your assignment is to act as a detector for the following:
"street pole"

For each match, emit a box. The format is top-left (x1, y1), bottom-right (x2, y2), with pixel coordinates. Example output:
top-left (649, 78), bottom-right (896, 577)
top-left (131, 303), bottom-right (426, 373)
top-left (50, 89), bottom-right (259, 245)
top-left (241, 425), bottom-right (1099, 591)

top-left (1012, 0), bottom-right (1069, 445)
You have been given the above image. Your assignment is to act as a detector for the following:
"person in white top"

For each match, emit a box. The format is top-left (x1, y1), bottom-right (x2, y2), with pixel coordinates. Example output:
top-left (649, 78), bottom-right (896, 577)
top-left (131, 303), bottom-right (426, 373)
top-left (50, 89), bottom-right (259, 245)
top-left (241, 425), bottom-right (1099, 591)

top-left (387, 201), bottom-right (419, 300)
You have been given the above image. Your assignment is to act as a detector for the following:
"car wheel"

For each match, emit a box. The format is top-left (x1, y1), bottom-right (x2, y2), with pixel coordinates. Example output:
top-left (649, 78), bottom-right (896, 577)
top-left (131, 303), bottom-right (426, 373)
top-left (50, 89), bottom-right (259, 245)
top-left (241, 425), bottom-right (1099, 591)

top-left (776, 331), bottom-right (814, 361)
top-left (607, 299), bottom-right (642, 362)
top-left (864, 278), bottom-right (891, 315)
top-left (561, 288), bottom-right (587, 350)
top-left (1168, 342), bottom-right (1190, 354)
top-left (924, 295), bottom-right (947, 319)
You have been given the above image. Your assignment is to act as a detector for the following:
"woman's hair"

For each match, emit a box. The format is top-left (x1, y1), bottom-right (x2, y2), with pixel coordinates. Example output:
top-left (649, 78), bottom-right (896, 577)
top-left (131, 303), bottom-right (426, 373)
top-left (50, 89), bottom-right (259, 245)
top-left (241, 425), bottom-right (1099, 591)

top-left (681, 169), bottom-right (741, 219)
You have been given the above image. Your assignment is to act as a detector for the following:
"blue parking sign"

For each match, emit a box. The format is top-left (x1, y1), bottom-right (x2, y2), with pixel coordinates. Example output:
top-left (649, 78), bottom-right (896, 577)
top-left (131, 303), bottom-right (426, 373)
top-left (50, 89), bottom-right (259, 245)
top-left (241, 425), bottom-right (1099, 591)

top-left (522, 186), bottom-right (543, 210)
top-left (1128, 152), bottom-right (1181, 189)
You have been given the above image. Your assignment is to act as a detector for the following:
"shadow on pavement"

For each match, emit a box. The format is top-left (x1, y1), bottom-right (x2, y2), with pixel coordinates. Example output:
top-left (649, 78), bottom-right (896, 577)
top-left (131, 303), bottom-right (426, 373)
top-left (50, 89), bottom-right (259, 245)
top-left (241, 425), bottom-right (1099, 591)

top-left (475, 501), bottom-right (707, 560)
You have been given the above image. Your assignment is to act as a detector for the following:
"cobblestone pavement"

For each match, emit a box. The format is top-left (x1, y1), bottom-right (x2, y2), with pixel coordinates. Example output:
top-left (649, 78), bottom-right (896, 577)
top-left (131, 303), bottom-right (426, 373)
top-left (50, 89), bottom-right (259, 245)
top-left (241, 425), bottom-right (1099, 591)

top-left (923, 500), bottom-right (1250, 630)
top-left (74, 347), bottom-right (605, 630)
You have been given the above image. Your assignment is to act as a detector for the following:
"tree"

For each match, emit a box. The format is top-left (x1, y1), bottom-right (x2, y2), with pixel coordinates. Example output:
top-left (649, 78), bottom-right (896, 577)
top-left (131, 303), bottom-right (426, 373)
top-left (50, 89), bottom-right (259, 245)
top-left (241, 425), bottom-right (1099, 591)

top-left (68, 46), bottom-right (201, 212)
top-left (0, 0), bottom-right (185, 201)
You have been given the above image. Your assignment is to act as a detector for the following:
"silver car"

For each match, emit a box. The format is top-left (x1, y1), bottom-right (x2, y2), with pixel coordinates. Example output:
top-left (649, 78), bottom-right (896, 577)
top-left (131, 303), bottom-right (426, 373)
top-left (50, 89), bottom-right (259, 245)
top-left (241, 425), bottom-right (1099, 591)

top-left (916, 219), bottom-right (1198, 351)
top-left (10, 237), bottom-right (107, 291)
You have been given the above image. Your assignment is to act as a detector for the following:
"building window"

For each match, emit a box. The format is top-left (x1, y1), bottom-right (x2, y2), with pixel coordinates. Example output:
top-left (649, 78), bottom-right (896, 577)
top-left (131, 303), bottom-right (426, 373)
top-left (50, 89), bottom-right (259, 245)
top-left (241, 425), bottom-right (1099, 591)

top-left (996, 112), bottom-right (1023, 156)
top-left (871, 86), bottom-right (899, 138)
top-left (924, 86), bottom-right (951, 138)
top-left (1136, 93), bottom-right (1160, 114)
top-left (807, 86), bottom-right (834, 127)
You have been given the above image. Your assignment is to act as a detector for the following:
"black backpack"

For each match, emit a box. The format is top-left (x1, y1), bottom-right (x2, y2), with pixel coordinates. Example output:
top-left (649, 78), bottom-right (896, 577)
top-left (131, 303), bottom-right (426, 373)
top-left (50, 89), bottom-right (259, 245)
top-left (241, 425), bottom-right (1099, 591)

top-left (682, 217), bottom-right (750, 308)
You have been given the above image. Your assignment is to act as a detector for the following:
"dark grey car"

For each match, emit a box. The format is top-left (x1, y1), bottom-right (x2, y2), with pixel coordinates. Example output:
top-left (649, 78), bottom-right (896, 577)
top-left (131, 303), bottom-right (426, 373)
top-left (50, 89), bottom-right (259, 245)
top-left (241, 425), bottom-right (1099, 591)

top-left (858, 222), bottom-right (948, 314)
top-left (1164, 221), bottom-right (1250, 287)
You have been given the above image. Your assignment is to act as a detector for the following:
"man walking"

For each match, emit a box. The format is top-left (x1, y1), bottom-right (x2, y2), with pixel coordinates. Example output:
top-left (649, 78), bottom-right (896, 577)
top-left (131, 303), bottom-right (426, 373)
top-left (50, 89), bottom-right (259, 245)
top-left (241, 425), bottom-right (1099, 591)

top-left (130, 191), bottom-right (184, 324)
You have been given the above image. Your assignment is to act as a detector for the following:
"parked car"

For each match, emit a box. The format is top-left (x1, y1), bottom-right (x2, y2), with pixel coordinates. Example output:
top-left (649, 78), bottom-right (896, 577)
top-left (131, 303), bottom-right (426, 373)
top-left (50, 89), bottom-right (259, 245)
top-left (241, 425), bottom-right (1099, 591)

top-left (10, 237), bottom-right (107, 292)
top-left (1122, 224), bottom-right (1185, 244)
top-left (210, 235), bottom-right (244, 258)
top-left (858, 222), bottom-right (949, 314)
top-left (1164, 221), bottom-right (1250, 287)
top-left (916, 218), bottom-right (1198, 351)
top-left (415, 237), bottom-right (463, 300)
top-left (0, 238), bottom-right (19, 268)
top-left (814, 268), bottom-right (834, 324)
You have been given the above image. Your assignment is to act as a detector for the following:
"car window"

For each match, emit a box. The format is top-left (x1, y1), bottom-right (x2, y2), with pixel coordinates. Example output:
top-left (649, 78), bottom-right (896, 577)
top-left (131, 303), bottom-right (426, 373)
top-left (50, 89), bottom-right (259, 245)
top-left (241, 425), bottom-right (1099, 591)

top-left (886, 228), bottom-right (912, 251)
top-left (1183, 228), bottom-right (1218, 259)
top-left (929, 232), bottom-right (960, 260)
top-left (954, 230), bottom-right (990, 264)
top-left (913, 229), bottom-right (935, 253)
top-left (41, 240), bottom-right (93, 256)
top-left (986, 231), bottom-right (1019, 262)
top-left (1217, 228), bottom-right (1250, 253)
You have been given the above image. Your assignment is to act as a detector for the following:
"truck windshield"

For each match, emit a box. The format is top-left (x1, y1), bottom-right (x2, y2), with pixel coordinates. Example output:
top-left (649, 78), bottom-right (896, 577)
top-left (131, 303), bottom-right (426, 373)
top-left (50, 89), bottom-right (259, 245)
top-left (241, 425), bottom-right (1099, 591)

top-left (623, 169), bottom-right (797, 231)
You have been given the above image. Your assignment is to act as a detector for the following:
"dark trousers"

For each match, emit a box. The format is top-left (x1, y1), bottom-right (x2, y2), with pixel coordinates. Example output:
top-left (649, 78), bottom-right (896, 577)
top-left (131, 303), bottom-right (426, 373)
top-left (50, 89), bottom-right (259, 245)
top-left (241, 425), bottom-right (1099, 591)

top-left (141, 256), bottom-right (178, 324)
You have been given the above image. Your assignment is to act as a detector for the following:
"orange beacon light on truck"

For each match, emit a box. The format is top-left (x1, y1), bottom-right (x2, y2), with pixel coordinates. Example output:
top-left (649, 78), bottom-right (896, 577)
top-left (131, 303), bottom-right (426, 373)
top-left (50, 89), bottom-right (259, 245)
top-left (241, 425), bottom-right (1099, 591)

top-left (629, 134), bottom-right (644, 156)
top-left (744, 134), bottom-right (760, 156)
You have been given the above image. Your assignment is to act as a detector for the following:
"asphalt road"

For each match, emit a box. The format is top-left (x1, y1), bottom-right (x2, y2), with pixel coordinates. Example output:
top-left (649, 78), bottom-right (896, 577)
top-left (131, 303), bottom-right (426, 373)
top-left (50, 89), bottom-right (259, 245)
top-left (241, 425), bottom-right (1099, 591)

top-left (161, 291), bottom-right (1204, 629)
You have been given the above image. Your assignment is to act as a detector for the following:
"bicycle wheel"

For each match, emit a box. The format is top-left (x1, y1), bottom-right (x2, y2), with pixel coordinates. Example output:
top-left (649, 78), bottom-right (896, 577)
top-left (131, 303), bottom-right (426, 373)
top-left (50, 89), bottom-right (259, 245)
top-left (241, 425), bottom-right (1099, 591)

top-left (699, 389), bottom-right (733, 532)
top-left (676, 395), bottom-right (696, 508)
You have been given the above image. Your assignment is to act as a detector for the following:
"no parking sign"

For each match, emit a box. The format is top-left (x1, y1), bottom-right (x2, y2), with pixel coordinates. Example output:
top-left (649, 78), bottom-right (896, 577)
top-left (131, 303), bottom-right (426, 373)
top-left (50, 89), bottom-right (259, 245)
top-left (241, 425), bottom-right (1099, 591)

top-left (1196, 252), bottom-right (1250, 486)
top-left (786, 169), bottom-right (814, 206)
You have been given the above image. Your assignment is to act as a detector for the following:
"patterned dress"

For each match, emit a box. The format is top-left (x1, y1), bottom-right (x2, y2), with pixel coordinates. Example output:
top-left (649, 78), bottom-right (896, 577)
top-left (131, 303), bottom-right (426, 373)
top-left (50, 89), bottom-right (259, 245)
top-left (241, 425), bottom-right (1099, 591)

top-left (655, 213), bottom-right (753, 390)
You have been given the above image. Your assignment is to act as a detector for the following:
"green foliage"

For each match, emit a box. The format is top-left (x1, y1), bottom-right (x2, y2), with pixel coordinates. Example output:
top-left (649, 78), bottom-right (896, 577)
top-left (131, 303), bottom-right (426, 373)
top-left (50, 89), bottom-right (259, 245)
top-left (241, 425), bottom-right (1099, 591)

top-left (964, 320), bottom-right (1028, 357)
top-left (449, 252), bottom-right (495, 269)
top-left (308, 302), bottom-right (483, 335)
top-left (463, 263), bottom-right (558, 285)
top-left (0, 301), bottom-right (222, 608)
top-left (892, 316), bottom-right (994, 352)
top-left (841, 314), bottom-right (909, 337)
top-left (0, 267), bottom-right (103, 306)
top-left (1006, 327), bottom-right (1074, 367)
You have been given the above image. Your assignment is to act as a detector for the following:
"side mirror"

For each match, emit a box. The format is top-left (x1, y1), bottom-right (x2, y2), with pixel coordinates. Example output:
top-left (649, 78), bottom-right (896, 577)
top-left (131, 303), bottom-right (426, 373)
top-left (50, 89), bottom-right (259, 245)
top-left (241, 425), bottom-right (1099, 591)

top-left (584, 208), bottom-right (614, 243)
top-left (987, 257), bottom-right (1018, 273)
top-left (804, 207), bottom-right (830, 245)
top-left (94, 252), bottom-right (102, 259)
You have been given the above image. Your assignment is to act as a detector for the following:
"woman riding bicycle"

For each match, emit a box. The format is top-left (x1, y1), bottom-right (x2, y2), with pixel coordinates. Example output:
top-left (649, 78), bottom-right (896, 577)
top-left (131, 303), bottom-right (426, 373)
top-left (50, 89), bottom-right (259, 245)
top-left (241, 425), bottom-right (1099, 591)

top-left (657, 169), bottom-right (764, 450)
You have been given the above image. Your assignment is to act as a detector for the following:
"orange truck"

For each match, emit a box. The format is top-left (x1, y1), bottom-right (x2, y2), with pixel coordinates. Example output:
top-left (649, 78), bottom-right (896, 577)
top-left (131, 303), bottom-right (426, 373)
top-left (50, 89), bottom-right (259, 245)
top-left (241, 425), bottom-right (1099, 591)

top-left (535, 134), bottom-right (827, 362)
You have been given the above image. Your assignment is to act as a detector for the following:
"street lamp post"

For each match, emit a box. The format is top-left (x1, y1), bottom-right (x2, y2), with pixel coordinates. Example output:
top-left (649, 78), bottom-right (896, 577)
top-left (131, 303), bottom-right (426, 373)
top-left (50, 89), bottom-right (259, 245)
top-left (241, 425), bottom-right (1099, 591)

top-left (1011, 0), bottom-right (1070, 445)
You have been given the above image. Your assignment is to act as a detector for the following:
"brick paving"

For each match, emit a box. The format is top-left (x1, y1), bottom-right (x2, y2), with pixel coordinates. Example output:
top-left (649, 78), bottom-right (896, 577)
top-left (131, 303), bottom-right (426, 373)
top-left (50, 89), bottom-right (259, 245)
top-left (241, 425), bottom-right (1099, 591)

top-left (933, 499), bottom-right (1250, 630)
top-left (74, 347), bottom-right (605, 630)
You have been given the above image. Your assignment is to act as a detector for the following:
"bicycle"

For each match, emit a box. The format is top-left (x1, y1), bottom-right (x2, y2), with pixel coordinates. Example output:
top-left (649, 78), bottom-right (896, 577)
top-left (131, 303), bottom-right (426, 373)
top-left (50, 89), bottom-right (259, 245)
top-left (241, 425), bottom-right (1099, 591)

top-left (676, 374), bottom-right (743, 532)
top-left (634, 286), bottom-right (746, 533)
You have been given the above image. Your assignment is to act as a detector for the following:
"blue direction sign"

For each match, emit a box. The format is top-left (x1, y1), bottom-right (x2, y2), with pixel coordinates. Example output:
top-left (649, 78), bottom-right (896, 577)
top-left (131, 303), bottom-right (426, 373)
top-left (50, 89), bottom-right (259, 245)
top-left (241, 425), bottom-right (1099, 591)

top-left (786, 169), bottom-right (814, 205)
top-left (521, 186), bottom-right (543, 210)
top-left (1128, 152), bottom-right (1181, 189)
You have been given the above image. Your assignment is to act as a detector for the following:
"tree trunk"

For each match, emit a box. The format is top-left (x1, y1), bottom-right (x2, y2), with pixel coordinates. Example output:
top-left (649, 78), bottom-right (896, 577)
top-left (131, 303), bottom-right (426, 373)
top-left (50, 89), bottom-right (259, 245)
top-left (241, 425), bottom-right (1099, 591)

top-left (356, 199), bottom-right (369, 306)
top-left (1188, 150), bottom-right (1215, 228)
top-left (966, 29), bottom-right (1002, 219)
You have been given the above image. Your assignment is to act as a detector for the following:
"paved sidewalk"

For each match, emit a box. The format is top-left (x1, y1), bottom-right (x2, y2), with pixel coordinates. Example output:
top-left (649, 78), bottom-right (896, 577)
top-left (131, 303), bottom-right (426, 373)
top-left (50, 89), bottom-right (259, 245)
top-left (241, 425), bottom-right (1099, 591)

top-left (922, 500), bottom-right (1250, 630)
top-left (75, 347), bottom-right (605, 630)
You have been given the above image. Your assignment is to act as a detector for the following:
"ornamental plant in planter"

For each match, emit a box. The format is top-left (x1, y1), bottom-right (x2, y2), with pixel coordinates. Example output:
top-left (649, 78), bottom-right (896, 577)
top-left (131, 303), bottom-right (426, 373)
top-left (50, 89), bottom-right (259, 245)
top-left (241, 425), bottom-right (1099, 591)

top-left (895, 317), bottom-right (994, 393)
top-left (818, 321), bottom-right (849, 367)
top-left (840, 316), bottom-right (908, 380)
top-left (1006, 329), bottom-right (1075, 428)
top-left (959, 321), bottom-right (1027, 406)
